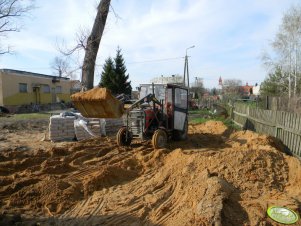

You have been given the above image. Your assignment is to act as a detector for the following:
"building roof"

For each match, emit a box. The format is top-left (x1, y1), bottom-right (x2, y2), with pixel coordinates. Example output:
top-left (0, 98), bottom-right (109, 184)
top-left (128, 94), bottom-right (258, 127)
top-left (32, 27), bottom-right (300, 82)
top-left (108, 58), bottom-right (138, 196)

top-left (0, 69), bottom-right (70, 80)
top-left (240, 83), bottom-right (253, 92)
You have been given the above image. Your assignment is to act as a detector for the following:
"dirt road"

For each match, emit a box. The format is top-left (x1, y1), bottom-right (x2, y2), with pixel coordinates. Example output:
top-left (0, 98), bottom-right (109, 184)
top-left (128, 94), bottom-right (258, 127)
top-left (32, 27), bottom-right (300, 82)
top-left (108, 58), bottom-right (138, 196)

top-left (0, 120), bottom-right (300, 225)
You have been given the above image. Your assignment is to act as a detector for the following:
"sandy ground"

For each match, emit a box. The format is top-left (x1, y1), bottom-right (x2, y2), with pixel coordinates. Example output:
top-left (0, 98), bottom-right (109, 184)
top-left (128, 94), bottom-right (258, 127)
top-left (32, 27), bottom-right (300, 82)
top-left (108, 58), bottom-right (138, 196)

top-left (0, 119), bottom-right (300, 225)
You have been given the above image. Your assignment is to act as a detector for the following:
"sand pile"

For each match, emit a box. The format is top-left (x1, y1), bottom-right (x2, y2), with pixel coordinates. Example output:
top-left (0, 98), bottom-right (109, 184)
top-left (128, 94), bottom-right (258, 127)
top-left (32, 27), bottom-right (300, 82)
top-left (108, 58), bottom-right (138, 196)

top-left (0, 119), bottom-right (48, 132)
top-left (0, 121), bottom-right (300, 225)
top-left (71, 88), bottom-right (124, 118)
top-left (189, 120), bottom-right (228, 135)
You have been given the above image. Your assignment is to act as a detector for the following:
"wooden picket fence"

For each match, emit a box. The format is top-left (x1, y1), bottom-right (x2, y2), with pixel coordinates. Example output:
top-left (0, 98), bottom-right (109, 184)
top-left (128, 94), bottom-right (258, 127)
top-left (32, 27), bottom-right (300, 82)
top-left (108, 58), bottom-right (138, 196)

top-left (230, 102), bottom-right (301, 157)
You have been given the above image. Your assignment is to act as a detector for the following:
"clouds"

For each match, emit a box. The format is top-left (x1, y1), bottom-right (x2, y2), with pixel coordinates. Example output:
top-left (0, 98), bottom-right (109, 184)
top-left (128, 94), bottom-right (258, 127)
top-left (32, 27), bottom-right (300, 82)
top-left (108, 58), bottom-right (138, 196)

top-left (0, 0), bottom-right (299, 88)
top-left (103, 0), bottom-right (272, 87)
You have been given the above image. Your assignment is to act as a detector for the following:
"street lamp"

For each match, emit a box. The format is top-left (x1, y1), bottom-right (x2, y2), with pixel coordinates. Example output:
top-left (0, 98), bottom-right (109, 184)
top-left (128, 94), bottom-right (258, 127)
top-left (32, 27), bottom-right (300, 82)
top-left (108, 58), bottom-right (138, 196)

top-left (183, 45), bottom-right (195, 96)
top-left (186, 45), bottom-right (195, 56)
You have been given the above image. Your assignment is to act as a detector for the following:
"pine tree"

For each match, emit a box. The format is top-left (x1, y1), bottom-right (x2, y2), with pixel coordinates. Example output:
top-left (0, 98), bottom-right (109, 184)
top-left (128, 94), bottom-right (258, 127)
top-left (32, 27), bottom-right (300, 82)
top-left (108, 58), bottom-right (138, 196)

top-left (261, 67), bottom-right (290, 95)
top-left (99, 47), bottom-right (132, 96)
top-left (113, 47), bottom-right (132, 96)
top-left (99, 57), bottom-right (116, 91)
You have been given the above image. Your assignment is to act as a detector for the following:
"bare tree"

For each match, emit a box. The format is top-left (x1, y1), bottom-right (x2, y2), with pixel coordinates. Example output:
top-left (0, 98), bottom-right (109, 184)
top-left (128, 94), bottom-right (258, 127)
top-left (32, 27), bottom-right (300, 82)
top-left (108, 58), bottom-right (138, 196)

top-left (57, 27), bottom-right (90, 56)
top-left (190, 77), bottom-right (205, 98)
top-left (81, 0), bottom-right (111, 90)
top-left (0, 0), bottom-right (34, 54)
top-left (282, 5), bottom-right (301, 96)
top-left (262, 5), bottom-right (301, 98)
top-left (222, 79), bottom-right (242, 97)
top-left (58, 0), bottom-right (111, 90)
top-left (51, 56), bottom-right (70, 77)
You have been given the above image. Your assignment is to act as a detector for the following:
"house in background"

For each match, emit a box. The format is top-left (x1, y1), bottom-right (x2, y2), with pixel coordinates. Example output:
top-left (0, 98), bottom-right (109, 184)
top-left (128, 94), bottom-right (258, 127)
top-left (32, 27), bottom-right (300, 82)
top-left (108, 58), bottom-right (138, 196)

top-left (252, 83), bottom-right (260, 96)
top-left (0, 69), bottom-right (75, 112)
top-left (239, 82), bottom-right (253, 99)
top-left (150, 74), bottom-right (184, 85)
top-left (239, 83), bottom-right (261, 99)
top-left (219, 77), bottom-right (260, 100)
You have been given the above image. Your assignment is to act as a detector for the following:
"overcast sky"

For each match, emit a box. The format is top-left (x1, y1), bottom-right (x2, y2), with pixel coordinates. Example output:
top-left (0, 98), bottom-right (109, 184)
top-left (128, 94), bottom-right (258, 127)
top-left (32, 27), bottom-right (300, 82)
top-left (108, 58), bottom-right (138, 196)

top-left (0, 0), bottom-right (300, 89)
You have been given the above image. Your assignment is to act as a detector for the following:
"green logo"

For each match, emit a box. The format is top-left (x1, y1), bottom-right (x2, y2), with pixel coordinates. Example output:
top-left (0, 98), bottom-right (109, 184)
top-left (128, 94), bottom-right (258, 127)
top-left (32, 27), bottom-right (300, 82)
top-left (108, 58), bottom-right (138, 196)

top-left (267, 206), bottom-right (299, 224)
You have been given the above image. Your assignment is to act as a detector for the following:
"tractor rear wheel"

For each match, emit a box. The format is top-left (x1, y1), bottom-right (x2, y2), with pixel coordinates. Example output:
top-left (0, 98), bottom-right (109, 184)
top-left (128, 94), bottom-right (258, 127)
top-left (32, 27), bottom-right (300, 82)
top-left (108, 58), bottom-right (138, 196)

top-left (152, 129), bottom-right (167, 149)
top-left (116, 127), bottom-right (132, 146)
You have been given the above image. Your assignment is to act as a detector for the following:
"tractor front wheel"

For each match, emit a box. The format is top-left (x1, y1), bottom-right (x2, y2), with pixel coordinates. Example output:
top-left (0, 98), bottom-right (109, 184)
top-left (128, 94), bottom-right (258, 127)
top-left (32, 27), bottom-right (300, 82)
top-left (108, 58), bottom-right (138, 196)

top-left (152, 129), bottom-right (167, 149)
top-left (116, 127), bottom-right (132, 146)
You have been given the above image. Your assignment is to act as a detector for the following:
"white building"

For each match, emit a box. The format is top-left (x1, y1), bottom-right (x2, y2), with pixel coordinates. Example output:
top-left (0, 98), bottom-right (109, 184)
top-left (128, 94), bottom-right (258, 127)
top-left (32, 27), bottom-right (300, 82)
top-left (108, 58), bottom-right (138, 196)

top-left (150, 75), bottom-right (183, 85)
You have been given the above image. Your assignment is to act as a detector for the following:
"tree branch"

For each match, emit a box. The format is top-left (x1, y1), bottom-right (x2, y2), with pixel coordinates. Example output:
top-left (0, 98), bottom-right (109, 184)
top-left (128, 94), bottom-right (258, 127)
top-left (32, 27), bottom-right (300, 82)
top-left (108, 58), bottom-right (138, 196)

top-left (0, 0), bottom-right (34, 54)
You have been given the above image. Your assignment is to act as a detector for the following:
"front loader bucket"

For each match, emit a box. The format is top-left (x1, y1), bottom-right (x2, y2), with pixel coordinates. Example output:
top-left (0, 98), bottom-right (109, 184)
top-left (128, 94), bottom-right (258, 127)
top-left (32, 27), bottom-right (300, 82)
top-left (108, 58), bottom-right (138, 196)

top-left (71, 88), bottom-right (124, 118)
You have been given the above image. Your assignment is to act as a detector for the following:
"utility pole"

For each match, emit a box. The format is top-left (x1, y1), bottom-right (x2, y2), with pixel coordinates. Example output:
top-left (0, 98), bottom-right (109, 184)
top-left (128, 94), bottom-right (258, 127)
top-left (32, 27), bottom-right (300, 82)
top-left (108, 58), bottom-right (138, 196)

top-left (183, 45), bottom-right (195, 97)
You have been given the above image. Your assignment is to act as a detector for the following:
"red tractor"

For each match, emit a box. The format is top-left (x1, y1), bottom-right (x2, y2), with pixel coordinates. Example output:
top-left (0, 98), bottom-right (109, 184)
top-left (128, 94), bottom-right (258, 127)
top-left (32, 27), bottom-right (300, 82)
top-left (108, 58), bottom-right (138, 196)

top-left (117, 83), bottom-right (188, 149)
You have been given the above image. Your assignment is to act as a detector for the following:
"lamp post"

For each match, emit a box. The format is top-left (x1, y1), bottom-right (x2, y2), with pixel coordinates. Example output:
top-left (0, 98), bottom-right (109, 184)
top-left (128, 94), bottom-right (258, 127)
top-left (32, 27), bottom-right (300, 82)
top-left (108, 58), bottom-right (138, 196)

top-left (183, 45), bottom-right (195, 97)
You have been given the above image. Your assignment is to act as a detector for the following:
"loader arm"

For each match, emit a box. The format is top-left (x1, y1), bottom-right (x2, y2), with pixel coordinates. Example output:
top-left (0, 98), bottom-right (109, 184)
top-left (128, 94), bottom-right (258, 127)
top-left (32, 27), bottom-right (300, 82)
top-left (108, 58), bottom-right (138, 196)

top-left (127, 94), bottom-right (162, 111)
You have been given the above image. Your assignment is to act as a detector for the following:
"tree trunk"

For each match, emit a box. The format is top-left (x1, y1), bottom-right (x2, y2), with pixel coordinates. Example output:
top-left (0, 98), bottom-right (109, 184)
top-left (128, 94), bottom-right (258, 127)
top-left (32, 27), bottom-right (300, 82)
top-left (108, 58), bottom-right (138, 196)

top-left (81, 0), bottom-right (111, 90)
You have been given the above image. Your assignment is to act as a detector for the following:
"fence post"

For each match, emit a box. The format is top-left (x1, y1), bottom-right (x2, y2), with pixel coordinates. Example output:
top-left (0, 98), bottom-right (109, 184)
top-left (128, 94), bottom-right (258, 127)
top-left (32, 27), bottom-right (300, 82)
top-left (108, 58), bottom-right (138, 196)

top-left (274, 111), bottom-right (279, 138)
top-left (265, 96), bottom-right (269, 110)
top-left (245, 105), bottom-right (250, 130)
top-left (229, 103), bottom-right (234, 121)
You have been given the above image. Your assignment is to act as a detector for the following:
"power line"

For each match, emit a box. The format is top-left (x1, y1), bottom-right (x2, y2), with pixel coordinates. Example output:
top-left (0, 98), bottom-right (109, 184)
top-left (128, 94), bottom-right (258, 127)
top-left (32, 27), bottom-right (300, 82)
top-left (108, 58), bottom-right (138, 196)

top-left (127, 56), bottom-right (184, 64)
top-left (3, 56), bottom-right (184, 71)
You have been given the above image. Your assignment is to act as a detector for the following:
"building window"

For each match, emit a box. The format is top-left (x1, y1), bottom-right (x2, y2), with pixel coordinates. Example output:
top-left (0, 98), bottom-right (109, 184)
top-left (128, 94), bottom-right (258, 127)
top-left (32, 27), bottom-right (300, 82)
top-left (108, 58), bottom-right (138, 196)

top-left (42, 84), bottom-right (50, 93)
top-left (19, 83), bottom-right (28, 93)
top-left (55, 86), bottom-right (62, 93)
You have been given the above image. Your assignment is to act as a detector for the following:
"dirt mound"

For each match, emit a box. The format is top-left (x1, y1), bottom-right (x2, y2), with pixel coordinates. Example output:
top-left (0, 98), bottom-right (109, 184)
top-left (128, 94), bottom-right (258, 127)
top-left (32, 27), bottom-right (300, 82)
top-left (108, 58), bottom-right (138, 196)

top-left (228, 130), bottom-right (287, 153)
top-left (0, 119), bottom-right (48, 131)
top-left (195, 176), bottom-right (235, 225)
top-left (71, 87), bottom-right (111, 101)
top-left (71, 87), bottom-right (124, 118)
top-left (82, 163), bottom-right (141, 197)
top-left (0, 120), bottom-right (300, 226)
top-left (189, 120), bottom-right (228, 135)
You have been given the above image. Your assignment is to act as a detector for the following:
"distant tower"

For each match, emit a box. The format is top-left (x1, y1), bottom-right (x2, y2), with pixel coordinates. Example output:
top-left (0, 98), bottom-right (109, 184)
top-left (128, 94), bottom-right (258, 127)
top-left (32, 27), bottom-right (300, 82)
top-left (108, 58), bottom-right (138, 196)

top-left (218, 76), bottom-right (223, 88)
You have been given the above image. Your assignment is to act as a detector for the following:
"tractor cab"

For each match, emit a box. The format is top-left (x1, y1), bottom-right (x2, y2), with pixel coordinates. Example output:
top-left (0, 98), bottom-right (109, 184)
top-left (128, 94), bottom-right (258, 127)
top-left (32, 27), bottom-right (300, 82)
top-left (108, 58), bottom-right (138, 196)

top-left (165, 84), bottom-right (188, 139)
top-left (117, 83), bottom-right (188, 149)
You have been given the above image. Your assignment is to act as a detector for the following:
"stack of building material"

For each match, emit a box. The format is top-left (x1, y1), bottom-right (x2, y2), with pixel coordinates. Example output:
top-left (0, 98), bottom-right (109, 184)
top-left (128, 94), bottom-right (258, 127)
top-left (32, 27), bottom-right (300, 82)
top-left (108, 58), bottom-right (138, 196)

top-left (105, 118), bottom-right (124, 135)
top-left (49, 113), bottom-right (116, 142)
top-left (74, 119), bottom-right (99, 141)
top-left (86, 119), bottom-right (106, 136)
top-left (49, 115), bottom-right (76, 142)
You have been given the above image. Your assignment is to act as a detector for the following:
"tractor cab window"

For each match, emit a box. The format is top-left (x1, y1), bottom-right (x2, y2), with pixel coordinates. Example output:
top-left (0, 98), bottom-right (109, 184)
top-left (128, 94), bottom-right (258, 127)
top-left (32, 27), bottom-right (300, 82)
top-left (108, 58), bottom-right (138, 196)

top-left (166, 88), bottom-right (172, 104)
top-left (165, 88), bottom-right (173, 115)
top-left (155, 86), bottom-right (165, 102)
top-left (139, 86), bottom-right (149, 99)
top-left (175, 88), bottom-right (188, 109)
top-left (139, 84), bottom-right (165, 101)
